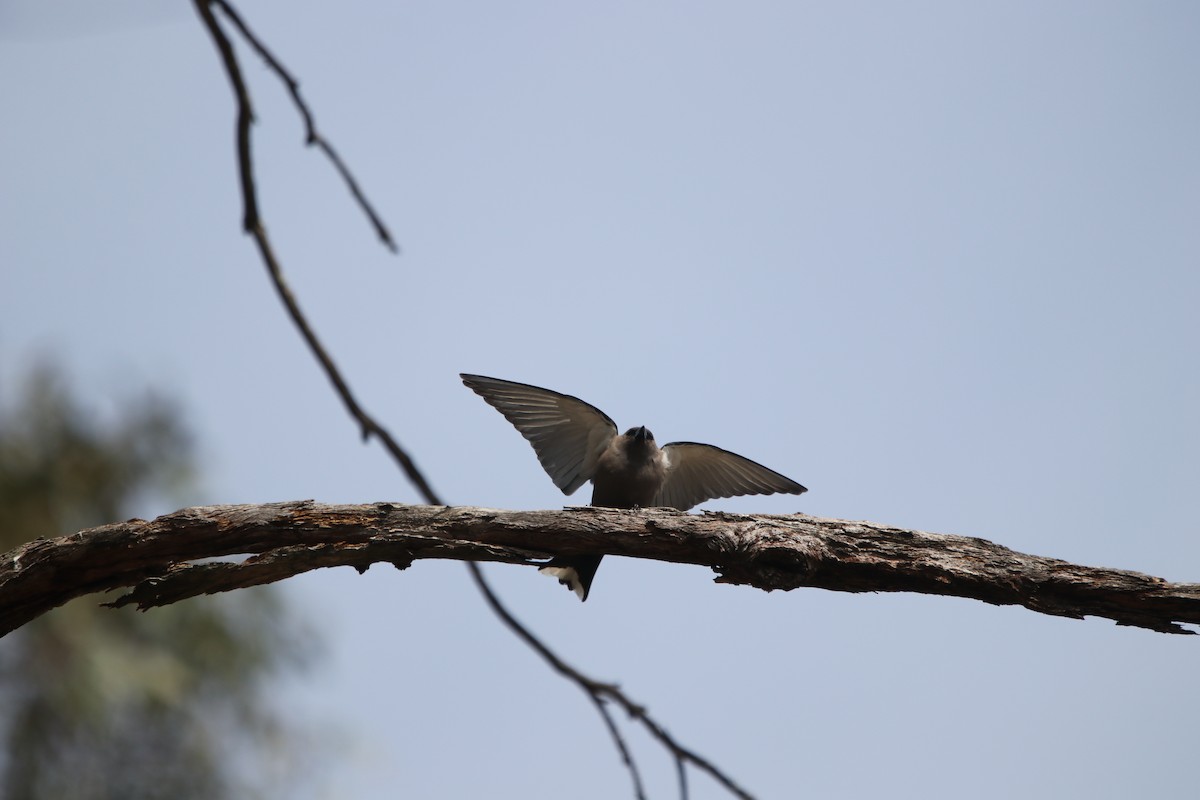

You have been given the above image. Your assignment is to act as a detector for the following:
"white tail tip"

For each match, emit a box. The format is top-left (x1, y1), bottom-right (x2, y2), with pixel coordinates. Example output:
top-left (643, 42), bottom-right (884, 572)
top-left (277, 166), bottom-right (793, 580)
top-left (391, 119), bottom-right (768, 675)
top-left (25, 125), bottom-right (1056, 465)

top-left (538, 565), bottom-right (586, 601)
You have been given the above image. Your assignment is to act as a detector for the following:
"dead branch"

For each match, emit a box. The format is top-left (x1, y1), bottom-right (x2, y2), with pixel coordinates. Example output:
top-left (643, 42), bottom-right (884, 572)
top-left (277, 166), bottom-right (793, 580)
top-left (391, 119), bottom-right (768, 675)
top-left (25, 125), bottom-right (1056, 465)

top-left (4, 501), bottom-right (1197, 638)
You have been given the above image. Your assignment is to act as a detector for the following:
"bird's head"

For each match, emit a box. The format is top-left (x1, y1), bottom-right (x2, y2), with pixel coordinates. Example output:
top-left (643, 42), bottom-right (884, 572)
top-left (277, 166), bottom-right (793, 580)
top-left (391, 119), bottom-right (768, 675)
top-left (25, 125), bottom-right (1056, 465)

top-left (625, 426), bottom-right (654, 445)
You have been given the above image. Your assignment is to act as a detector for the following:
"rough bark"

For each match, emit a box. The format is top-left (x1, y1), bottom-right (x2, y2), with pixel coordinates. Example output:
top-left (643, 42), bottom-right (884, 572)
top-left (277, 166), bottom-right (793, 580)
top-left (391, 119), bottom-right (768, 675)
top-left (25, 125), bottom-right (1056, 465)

top-left (2, 501), bottom-right (1197, 637)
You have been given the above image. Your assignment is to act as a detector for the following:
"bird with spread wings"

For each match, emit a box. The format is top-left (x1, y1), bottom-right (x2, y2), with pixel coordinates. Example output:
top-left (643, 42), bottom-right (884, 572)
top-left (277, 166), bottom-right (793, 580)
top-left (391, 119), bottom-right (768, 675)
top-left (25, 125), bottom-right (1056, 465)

top-left (461, 374), bottom-right (807, 600)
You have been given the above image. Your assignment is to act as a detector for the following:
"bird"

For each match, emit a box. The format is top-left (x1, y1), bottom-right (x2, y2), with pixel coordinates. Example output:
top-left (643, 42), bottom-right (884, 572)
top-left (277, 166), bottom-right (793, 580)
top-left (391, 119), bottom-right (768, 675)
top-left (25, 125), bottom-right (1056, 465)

top-left (460, 373), bottom-right (807, 601)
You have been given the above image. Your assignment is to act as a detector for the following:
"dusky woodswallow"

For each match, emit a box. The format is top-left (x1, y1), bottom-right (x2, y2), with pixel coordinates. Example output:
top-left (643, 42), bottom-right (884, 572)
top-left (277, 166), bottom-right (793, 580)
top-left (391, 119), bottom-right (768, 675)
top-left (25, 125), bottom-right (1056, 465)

top-left (461, 373), bottom-right (807, 600)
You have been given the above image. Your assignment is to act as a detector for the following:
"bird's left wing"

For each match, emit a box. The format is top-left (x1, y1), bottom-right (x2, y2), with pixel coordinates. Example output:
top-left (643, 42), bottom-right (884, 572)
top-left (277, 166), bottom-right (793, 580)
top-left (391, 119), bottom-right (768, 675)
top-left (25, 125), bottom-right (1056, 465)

top-left (461, 374), bottom-right (618, 495)
top-left (655, 442), bottom-right (807, 511)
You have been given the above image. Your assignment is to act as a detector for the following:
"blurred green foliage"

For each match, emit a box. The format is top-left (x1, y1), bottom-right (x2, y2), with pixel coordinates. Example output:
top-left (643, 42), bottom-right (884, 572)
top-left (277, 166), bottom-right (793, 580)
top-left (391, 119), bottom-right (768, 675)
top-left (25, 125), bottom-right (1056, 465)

top-left (0, 364), bottom-right (318, 800)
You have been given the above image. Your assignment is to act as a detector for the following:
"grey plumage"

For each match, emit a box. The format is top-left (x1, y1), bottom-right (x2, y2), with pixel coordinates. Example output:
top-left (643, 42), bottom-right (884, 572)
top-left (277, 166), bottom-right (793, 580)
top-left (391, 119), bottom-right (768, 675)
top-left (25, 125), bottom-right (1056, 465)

top-left (461, 373), bottom-right (807, 600)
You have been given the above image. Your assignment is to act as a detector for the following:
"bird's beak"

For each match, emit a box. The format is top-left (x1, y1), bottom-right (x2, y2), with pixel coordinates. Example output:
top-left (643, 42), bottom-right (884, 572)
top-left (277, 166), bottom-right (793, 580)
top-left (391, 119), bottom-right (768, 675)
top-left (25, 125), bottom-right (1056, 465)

top-left (632, 426), bottom-right (649, 442)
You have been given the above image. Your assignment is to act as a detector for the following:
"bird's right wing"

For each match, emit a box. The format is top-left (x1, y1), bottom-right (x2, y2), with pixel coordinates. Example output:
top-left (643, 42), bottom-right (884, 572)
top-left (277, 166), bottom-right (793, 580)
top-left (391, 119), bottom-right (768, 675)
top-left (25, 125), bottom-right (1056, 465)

top-left (461, 374), bottom-right (618, 495)
top-left (655, 442), bottom-right (807, 511)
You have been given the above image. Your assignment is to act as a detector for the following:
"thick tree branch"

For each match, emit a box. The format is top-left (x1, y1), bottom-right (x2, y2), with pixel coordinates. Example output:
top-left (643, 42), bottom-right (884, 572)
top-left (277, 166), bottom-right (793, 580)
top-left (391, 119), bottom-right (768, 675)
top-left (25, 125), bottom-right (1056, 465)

top-left (4, 502), bottom-right (1197, 638)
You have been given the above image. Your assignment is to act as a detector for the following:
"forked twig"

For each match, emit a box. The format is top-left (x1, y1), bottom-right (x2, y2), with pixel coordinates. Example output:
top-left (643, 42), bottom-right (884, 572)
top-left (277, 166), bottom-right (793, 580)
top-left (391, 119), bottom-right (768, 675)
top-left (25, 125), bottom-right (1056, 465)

top-left (466, 561), bottom-right (649, 798)
top-left (468, 560), bottom-right (757, 798)
top-left (211, 0), bottom-right (397, 252)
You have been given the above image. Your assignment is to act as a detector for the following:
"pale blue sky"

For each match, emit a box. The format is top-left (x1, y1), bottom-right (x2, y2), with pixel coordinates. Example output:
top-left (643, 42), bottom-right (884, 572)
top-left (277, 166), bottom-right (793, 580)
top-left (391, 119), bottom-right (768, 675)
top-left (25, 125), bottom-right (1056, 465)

top-left (3, 3), bottom-right (1199, 798)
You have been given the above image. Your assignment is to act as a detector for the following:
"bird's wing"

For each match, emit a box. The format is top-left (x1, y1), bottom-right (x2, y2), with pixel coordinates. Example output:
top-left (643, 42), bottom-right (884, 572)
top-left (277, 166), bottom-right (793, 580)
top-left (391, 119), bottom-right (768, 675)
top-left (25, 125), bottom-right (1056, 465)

top-left (461, 374), bottom-right (618, 495)
top-left (655, 442), bottom-right (807, 511)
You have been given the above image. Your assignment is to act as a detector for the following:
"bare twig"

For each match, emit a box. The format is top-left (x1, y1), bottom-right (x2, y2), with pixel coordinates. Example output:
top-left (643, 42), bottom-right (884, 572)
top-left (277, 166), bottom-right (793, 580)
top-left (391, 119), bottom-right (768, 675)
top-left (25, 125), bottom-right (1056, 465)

top-left (466, 561), bottom-right (648, 799)
top-left (190, 3), bottom-right (753, 796)
top-left (191, 0), bottom-right (437, 504)
top-left (468, 558), bottom-right (749, 798)
top-left (211, 0), bottom-right (398, 252)
top-left (193, 0), bottom-right (257, 233)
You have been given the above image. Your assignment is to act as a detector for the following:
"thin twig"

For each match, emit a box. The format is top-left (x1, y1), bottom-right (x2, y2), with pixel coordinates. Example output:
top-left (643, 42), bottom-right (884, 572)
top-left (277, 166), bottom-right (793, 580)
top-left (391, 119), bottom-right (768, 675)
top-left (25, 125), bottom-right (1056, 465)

top-left (212, 0), bottom-right (398, 252)
top-left (588, 692), bottom-right (648, 800)
top-left (191, 1), bottom-right (437, 505)
top-left (467, 557), bottom-right (749, 797)
top-left (466, 562), bottom-right (647, 799)
top-left (192, 3), bottom-right (755, 796)
top-left (253, 231), bottom-right (442, 503)
top-left (193, 0), bottom-right (258, 233)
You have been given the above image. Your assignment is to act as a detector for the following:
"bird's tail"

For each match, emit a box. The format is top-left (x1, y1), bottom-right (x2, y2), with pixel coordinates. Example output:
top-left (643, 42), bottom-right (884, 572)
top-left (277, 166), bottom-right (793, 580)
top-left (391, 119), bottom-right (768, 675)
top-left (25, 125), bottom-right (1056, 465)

top-left (539, 555), bottom-right (604, 602)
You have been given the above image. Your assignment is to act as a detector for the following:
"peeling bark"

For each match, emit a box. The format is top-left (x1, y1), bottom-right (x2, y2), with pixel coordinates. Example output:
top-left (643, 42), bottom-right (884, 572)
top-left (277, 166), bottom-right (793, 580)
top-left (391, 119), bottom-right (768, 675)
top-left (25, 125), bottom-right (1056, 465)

top-left (2, 501), bottom-right (1197, 636)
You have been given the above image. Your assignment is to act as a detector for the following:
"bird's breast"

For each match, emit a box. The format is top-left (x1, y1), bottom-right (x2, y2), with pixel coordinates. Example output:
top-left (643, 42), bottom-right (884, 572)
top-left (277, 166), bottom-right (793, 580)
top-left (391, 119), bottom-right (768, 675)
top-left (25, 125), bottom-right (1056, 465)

top-left (590, 446), bottom-right (667, 509)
